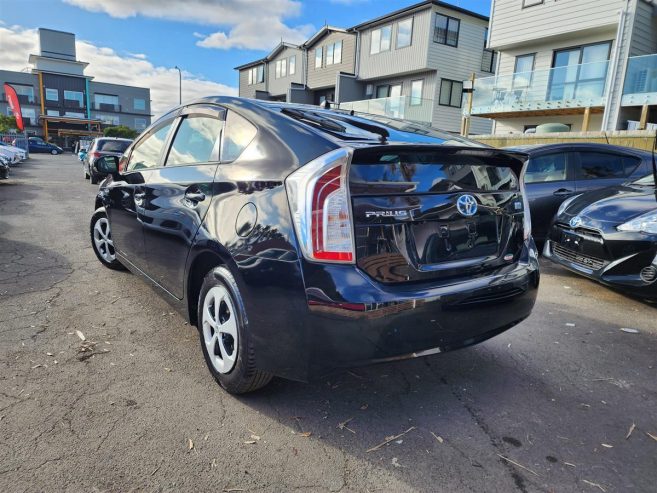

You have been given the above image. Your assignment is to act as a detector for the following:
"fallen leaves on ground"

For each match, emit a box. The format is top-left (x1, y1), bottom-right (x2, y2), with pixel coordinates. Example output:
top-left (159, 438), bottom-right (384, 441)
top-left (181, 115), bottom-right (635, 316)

top-left (75, 330), bottom-right (86, 341)
top-left (582, 479), bottom-right (606, 492)
top-left (430, 431), bottom-right (444, 443)
top-left (626, 423), bottom-right (636, 439)
top-left (338, 417), bottom-right (356, 434)
top-left (367, 427), bottom-right (416, 453)
top-left (187, 438), bottom-right (194, 450)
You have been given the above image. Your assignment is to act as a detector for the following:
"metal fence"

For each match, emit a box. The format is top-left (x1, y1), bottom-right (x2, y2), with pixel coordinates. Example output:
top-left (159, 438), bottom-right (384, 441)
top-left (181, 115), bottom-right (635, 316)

top-left (0, 132), bottom-right (29, 156)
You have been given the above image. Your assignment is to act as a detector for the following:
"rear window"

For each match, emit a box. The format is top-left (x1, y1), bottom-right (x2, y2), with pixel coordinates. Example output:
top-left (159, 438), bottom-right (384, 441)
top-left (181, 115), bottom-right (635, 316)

top-left (350, 151), bottom-right (519, 193)
top-left (97, 140), bottom-right (131, 153)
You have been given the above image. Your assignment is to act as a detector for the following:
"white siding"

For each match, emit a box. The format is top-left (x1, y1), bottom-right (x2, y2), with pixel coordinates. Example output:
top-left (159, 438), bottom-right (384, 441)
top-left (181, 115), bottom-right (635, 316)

top-left (629, 1), bottom-right (657, 56)
top-left (357, 8), bottom-right (432, 80)
top-left (489, 0), bottom-right (622, 50)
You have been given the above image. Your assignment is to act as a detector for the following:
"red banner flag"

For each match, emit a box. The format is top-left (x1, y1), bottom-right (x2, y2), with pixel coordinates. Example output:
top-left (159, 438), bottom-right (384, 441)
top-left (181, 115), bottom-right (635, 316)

top-left (4, 83), bottom-right (25, 132)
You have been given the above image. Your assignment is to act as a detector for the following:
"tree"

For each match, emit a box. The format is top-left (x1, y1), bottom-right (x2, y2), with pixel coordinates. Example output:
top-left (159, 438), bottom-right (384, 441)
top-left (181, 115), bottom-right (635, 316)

top-left (103, 125), bottom-right (138, 139)
top-left (0, 114), bottom-right (17, 133)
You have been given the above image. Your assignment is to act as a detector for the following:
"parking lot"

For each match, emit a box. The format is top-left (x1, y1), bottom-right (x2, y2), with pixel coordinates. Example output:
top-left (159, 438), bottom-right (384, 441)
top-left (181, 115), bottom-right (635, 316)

top-left (0, 153), bottom-right (656, 492)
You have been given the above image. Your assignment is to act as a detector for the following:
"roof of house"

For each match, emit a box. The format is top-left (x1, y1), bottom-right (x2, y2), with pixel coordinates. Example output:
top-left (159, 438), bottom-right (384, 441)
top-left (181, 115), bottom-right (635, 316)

top-left (350, 0), bottom-right (488, 31)
top-left (302, 25), bottom-right (351, 48)
top-left (234, 57), bottom-right (268, 71)
top-left (266, 42), bottom-right (303, 60)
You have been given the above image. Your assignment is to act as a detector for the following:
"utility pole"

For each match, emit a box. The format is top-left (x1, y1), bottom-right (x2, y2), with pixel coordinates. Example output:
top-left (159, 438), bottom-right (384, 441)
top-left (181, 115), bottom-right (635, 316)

top-left (174, 66), bottom-right (182, 104)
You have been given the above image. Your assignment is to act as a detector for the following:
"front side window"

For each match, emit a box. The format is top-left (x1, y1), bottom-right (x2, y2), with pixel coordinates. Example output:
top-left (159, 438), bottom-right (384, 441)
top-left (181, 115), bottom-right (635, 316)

top-left (289, 55), bottom-right (296, 75)
top-left (439, 79), bottom-right (463, 108)
top-left (410, 79), bottom-right (423, 106)
top-left (434, 14), bottom-right (460, 47)
top-left (134, 98), bottom-right (146, 110)
top-left (524, 153), bottom-right (567, 183)
top-left (166, 116), bottom-right (223, 166)
top-left (127, 121), bottom-right (174, 171)
top-left (221, 110), bottom-right (257, 162)
top-left (396, 18), bottom-right (413, 48)
top-left (576, 152), bottom-right (637, 180)
top-left (370, 25), bottom-right (392, 54)
top-left (45, 88), bottom-right (58, 101)
top-left (315, 47), bottom-right (323, 68)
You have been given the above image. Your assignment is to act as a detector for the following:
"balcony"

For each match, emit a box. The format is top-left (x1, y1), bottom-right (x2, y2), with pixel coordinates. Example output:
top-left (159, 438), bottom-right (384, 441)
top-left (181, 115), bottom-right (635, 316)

top-left (469, 61), bottom-right (609, 118)
top-left (339, 95), bottom-right (433, 124)
top-left (621, 54), bottom-right (657, 107)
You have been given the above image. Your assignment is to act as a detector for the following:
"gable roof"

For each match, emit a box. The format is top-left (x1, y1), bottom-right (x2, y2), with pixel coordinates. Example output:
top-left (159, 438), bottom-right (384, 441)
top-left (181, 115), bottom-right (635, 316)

top-left (234, 58), bottom-right (267, 71)
top-left (303, 25), bottom-right (351, 48)
top-left (266, 42), bottom-right (303, 61)
top-left (350, 0), bottom-right (488, 31)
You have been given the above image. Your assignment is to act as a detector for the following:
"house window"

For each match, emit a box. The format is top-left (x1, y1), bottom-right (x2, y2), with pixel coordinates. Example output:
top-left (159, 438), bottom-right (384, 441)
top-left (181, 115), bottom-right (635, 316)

top-left (326, 41), bottom-right (342, 65)
top-left (134, 98), bottom-right (146, 110)
top-left (523, 0), bottom-right (544, 7)
top-left (256, 65), bottom-right (264, 83)
top-left (22, 108), bottom-right (36, 125)
top-left (64, 90), bottom-right (84, 106)
top-left (434, 14), bottom-right (460, 47)
top-left (513, 53), bottom-right (535, 87)
top-left (46, 109), bottom-right (59, 116)
top-left (247, 69), bottom-right (253, 85)
top-left (396, 18), bottom-right (413, 48)
top-left (94, 93), bottom-right (118, 110)
top-left (315, 47), bottom-right (323, 68)
top-left (482, 50), bottom-right (496, 73)
top-left (45, 88), bottom-right (58, 101)
top-left (275, 59), bottom-right (288, 78)
top-left (410, 79), bottom-right (423, 106)
top-left (289, 55), bottom-right (296, 75)
top-left (370, 25), bottom-right (392, 54)
top-left (548, 42), bottom-right (611, 101)
top-left (376, 85), bottom-right (390, 98)
top-left (96, 113), bottom-right (119, 125)
top-left (439, 79), bottom-right (463, 107)
top-left (64, 111), bottom-right (85, 119)
top-left (135, 118), bottom-right (147, 130)
top-left (10, 84), bottom-right (35, 103)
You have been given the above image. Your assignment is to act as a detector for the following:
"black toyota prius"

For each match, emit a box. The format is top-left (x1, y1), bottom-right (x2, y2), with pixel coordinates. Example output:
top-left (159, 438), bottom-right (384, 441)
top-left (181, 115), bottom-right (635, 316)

top-left (544, 172), bottom-right (657, 301)
top-left (89, 97), bottom-right (539, 393)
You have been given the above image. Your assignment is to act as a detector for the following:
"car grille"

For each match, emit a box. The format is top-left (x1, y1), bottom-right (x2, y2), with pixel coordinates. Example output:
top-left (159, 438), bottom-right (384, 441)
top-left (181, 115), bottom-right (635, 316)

top-left (553, 243), bottom-right (607, 270)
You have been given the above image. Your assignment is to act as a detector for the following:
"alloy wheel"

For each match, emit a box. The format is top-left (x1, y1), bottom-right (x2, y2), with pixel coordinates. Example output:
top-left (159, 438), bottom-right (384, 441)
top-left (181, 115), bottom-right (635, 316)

top-left (202, 285), bottom-right (238, 374)
top-left (93, 217), bottom-right (116, 263)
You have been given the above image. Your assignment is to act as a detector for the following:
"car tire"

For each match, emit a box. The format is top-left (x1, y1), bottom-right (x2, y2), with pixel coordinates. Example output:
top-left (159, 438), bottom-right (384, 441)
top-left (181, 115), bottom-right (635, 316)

top-left (90, 208), bottom-right (125, 270)
top-left (90, 171), bottom-right (98, 185)
top-left (197, 266), bottom-right (273, 394)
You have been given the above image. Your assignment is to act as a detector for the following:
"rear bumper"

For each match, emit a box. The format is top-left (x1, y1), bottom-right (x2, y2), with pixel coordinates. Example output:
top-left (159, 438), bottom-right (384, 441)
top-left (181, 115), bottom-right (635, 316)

top-left (246, 239), bottom-right (540, 381)
top-left (543, 238), bottom-right (657, 300)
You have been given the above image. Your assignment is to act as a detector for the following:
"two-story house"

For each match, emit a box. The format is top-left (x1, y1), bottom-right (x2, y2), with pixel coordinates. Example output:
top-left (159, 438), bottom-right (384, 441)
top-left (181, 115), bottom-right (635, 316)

top-left (234, 1), bottom-right (496, 133)
top-left (471, 0), bottom-right (657, 133)
top-left (345, 0), bottom-right (495, 133)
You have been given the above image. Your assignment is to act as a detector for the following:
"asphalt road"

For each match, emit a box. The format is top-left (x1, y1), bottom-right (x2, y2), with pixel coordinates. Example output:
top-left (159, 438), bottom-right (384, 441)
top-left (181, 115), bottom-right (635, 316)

top-left (1, 154), bottom-right (656, 493)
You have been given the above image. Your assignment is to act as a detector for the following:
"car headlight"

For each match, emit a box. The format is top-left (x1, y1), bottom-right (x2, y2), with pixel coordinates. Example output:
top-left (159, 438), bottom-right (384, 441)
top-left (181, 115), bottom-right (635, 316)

top-left (557, 194), bottom-right (581, 217)
top-left (617, 210), bottom-right (657, 234)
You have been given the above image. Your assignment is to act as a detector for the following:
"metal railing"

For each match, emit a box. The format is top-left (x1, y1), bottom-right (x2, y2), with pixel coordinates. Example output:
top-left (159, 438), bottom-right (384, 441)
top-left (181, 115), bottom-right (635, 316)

top-left (339, 95), bottom-right (433, 123)
top-left (470, 60), bottom-right (609, 115)
top-left (622, 53), bottom-right (657, 106)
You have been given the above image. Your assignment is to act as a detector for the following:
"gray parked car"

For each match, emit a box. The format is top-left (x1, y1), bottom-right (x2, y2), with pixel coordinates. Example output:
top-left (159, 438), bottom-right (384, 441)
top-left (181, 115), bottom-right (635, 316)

top-left (83, 137), bottom-right (133, 184)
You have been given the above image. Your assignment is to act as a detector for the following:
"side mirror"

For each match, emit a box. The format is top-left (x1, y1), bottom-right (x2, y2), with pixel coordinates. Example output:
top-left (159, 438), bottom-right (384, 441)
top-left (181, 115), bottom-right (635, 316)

top-left (96, 155), bottom-right (120, 176)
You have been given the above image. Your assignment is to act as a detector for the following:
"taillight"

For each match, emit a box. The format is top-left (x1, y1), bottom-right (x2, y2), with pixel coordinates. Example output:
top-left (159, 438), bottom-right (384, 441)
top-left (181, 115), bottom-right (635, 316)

top-left (92, 151), bottom-right (102, 159)
top-left (285, 148), bottom-right (355, 263)
top-left (520, 173), bottom-right (532, 241)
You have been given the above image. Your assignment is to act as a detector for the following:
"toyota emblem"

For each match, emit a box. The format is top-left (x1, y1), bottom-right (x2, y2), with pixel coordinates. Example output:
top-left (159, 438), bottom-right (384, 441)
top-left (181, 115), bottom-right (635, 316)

top-left (569, 216), bottom-right (582, 228)
top-left (456, 195), bottom-right (478, 217)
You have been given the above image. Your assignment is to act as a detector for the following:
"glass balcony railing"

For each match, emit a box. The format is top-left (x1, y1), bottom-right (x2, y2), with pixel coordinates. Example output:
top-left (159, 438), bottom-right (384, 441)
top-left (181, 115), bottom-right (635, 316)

top-left (339, 95), bottom-right (433, 123)
top-left (622, 54), bottom-right (657, 106)
top-left (469, 61), bottom-right (609, 116)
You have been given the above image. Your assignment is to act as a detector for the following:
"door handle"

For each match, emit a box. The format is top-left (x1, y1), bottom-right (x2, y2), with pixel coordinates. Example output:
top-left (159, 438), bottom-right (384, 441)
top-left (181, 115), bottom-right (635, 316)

top-left (553, 188), bottom-right (572, 196)
top-left (184, 191), bottom-right (206, 204)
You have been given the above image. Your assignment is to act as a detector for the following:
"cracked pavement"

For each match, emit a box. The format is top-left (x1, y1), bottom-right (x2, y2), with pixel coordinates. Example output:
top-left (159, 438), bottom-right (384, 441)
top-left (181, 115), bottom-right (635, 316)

top-left (0, 154), bottom-right (656, 492)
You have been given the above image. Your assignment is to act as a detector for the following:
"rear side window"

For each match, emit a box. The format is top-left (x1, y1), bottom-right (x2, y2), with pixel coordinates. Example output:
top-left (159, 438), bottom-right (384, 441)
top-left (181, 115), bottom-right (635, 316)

top-left (221, 110), bottom-right (257, 162)
top-left (525, 153), bottom-right (567, 183)
top-left (576, 152), bottom-right (639, 180)
top-left (97, 140), bottom-right (131, 153)
top-left (126, 121), bottom-right (174, 171)
top-left (166, 116), bottom-right (223, 166)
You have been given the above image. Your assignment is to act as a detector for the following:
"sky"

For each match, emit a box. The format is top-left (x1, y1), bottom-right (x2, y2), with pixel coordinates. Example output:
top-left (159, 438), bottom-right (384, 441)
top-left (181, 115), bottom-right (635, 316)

top-left (0, 0), bottom-right (491, 117)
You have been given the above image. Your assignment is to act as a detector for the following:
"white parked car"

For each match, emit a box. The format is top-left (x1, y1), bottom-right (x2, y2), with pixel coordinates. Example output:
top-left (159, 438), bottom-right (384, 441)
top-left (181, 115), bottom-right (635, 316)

top-left (0, 146), bottom-right (21, 165)
top-left (0, 142), bottom-right (27, 160)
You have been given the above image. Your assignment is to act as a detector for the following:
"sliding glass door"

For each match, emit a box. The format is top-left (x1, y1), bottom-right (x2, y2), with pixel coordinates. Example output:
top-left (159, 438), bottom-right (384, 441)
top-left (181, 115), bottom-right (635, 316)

top-left (548, 42), bottom-right (611, 101)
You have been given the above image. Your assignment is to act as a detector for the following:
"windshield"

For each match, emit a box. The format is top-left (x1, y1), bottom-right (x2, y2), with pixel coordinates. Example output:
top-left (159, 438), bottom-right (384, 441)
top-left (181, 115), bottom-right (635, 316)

top-left (97, 140), bottom-right (131, 153)
top-left (633, 174), bottom-right (656, 186)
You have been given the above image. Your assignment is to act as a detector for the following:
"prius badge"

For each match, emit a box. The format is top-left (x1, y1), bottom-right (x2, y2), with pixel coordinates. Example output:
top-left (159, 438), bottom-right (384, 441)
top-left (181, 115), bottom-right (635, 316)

top-left (457, 194), bottom-right (478, 217)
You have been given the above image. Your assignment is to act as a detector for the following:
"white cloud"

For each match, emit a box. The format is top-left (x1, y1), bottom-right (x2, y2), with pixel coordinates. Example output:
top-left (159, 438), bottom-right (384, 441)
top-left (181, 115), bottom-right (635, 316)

top-left (0, 25), bottom-right (237, 119)
top-left (63, 0), bottom-right (315, 51)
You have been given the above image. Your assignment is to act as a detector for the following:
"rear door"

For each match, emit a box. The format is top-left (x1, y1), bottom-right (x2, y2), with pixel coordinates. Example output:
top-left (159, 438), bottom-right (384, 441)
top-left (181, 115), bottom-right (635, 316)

top-left (105, 119), bottom-right (176, 271)
top-left (349, 146), bottom-right (527, 284)
top-left (574, 150), bottom-right (642, 193)
top-left (524, 151), bottom-right (575, 240)
top-left (141, 105), bottom-right (225, 298)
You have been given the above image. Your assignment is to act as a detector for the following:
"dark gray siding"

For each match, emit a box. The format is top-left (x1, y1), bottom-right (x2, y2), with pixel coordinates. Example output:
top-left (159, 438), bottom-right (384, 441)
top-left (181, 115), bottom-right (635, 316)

top-left (306, 31), bottom-right (357, 90)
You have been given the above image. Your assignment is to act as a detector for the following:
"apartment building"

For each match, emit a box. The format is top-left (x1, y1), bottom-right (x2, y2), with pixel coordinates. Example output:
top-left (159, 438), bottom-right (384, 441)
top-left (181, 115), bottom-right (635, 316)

top-left (471, 0), bottom-right (657, 133)
top-left (234, 1), bottom-right (496, 133)
top-left (1, 28), bottom-right (151, 146)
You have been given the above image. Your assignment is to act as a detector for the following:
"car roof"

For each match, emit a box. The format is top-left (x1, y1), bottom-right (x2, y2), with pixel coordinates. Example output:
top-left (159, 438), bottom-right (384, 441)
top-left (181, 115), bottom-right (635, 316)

top-left (504, 142), bottom-right (651, 157)
top-left (96, 137), bottom-right (132, 142)
top-left (154, 96), bottom-right (487, 148)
